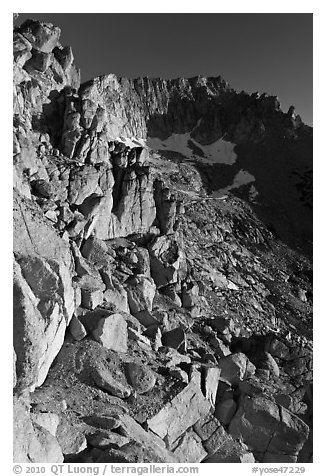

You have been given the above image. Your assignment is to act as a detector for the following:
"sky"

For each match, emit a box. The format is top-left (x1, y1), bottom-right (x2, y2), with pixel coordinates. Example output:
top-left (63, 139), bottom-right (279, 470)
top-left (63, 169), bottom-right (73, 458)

top-left (15, 13), bottom-right (313, 125)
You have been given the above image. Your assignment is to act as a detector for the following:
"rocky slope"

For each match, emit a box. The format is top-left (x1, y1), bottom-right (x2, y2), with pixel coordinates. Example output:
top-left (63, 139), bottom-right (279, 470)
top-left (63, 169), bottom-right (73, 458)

top-left (13, 19), bottom-right (313, 463)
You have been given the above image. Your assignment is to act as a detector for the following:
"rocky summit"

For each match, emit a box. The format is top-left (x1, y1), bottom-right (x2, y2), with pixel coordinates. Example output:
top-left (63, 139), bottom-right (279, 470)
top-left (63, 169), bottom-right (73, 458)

top-left (13, 19), bottom-right (312, 464)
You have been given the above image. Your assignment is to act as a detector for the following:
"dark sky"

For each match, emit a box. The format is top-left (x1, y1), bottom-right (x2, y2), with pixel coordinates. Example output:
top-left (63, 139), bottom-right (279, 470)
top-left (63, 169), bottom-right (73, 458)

top-left (15, 13), bottom-right (313, 125)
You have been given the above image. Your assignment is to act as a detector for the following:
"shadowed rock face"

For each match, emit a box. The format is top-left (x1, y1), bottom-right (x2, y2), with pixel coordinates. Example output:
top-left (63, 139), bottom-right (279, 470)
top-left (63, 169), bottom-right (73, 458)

top-left (13, 19), bottom-right (312, 464)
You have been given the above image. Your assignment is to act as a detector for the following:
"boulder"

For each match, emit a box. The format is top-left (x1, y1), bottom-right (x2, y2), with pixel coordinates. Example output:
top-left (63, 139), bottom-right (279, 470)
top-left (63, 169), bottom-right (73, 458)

top-left (33, 424), bottom-right (64, 463)
top-left (125, 362), bottom-right (156, 394)
top-left (14, 395), bottom-right (63, 463)
top-left (31, 412), bottom-right (60, 437)
top-left (118, 413), bottom-right (179, 462)
top-left (209, 336), bottom-right (231, 358)
top-left (203, 424), bottom-right (230, 455)
top-left (204, 440), bottom-right (256, 463)
top-left (56, 420), bottom-right (87, 457)
top-left (162, 327), bottom-right (187, 353)
top-left (173, 430), bottom-right (208, 462)
top-left (126, 275), bottom-right (156, 316)
top-left (92, 313), bottom-right (128, 353)
top-left (193, 412), bottom-right (255, 461)
top-left (81, 236), bottom-right (115, 268)
top-left (69, 315), bottom-right (87, 341)
top-left (210, 316), bottom-right (236, 335)
top-left (91, 364), bottom-right (131, 399)
top-left (193, 413), bottom-right (220, 441)
top-left (147, 381), bottom-right (211, 447)
top-left (102, 274), bottom-right (129, 313)
top-left (218, 352), bottom-right (256, 385)
top-left (81, 288), bottom-right (104, 310)
top-left (228, 396), bottom-right (309, 459)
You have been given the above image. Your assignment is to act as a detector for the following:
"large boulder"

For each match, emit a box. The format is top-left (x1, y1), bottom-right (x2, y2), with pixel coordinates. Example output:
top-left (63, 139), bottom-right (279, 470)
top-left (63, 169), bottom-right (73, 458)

top-left (147, 381), bottom-right (211, 447)
top-left (218, 352), bottom-right (256, 385)
top-left (228, 396), bottom-right (309, 461)
top-left (92, 364), bottom-right (131, 399)
top-left (125, 362), bottom-right (156, 394)
top-left (13, 193), bottom-right (75, 391)
top-left (92, 313), bottom-right (128, 353)
top-left (173, 430), bottom-right (207, 462)
top-left (56, 420), bottom-right (87, 458)
top-left (13, 395), bottom-right (63, 463)
top-left (118, 413), bottom-right (179, 463)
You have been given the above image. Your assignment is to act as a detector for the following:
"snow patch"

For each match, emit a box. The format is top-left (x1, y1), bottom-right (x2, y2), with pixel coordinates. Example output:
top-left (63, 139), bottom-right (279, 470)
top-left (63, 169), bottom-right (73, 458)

top-left (147, 133), bottom-right (237, 165)
top-left (217, 169), bottom-right (256, 195)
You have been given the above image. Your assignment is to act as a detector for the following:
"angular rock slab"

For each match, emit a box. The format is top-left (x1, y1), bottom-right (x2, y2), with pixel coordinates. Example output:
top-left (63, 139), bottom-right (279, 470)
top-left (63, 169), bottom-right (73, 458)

top-left (31, 412), bottom-right (60, 437)
top-left (162, 327), bottom-right (187, 353)
top-left (92, 313), bottom-right (128, 353)
top-left (218, 352), bottom-right (256, 385)
top-left (228, 396), bottom-right (309, 458)
top-left (118, 413), bottom-right (179, 462)
top-left (173, 430), bottom-right (208, 463)
top-left (147, 381), bottom-right (211, 447)
top-left (14, 395), bottom-right (63, 463)
top-left (56, 420), bottom-right (87, 457)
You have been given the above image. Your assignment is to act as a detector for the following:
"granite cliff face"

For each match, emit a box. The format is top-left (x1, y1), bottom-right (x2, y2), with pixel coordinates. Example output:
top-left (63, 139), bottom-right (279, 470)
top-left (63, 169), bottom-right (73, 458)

top-left (13, 19), bottom-right (312, 464)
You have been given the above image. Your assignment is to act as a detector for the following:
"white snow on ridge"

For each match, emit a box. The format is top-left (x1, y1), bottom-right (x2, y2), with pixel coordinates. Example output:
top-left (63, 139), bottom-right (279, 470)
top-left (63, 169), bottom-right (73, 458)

top-left (216, 169), bottom-right (256, 195)
top-left (147, 133), bottom-right (237, 165)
